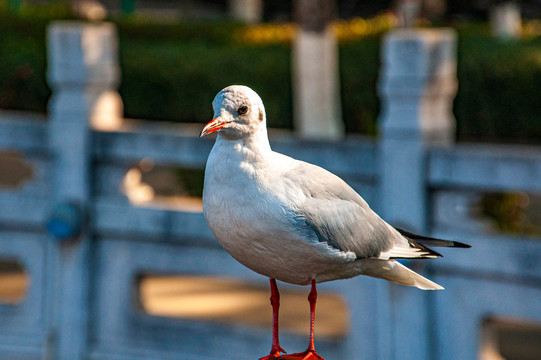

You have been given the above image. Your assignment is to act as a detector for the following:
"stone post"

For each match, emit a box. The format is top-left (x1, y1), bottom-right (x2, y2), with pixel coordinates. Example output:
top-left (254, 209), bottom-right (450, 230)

top-left (397, 0), bottom-right (421, 28)
top-left (377, 28), bottom-right (457, 360)
top-left (47, 21), bottom-right (121, 360)
top-left (379, 28), bottom-right (457, 233)
top-left (229, 0), bottom-right (263, 24)
top-left (292, 0), bottom-right (343, 139)
top-left (490, 2), bottom-right (522, 39)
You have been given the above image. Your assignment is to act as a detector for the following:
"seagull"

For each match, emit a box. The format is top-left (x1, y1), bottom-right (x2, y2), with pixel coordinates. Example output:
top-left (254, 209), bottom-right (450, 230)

top-left (200, 85), bottom-right (470, 360)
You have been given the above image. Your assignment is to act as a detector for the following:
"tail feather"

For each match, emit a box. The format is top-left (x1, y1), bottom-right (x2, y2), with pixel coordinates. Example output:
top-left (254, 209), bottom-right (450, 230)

top-left (362, 259), bottom-right (443, 290)
top-left (395, 227), bottom-right (471, 248)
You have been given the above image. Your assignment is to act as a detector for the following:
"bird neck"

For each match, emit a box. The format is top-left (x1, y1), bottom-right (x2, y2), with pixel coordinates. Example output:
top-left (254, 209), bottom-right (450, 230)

top-left (217, 126), bottom-right (272, 156)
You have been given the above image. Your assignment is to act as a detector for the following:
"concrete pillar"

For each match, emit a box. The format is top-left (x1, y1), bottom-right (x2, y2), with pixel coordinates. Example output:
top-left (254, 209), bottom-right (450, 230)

top-left (377, 29), bottom-right (457, 359)
top-left (47, 21), bottom-right (121, 360)
top-left (397, 0), bottom-right (421, 28)
top-left (229, 0), bottom-right (263, 24)
top-left (48, 22), bottom-right (122, 133)
top-left (292, 0), bottom-right (343, 140)
top-left (73, 0), bottom-right (108, 21)
top-left (343, 278), bottom-right (387, 360)
top-left (490, 2), bottom-right (522, 39)
top-left (379, 28), bottom-right (457, 233)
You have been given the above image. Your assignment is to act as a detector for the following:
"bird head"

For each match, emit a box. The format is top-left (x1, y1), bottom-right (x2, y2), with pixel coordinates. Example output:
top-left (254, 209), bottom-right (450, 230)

top-left (200, 85), bottom-right (267, 140)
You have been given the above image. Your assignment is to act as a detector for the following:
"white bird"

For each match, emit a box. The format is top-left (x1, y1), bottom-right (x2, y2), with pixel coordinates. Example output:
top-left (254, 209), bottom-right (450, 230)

top-left (201, 85), bottom-right (469, 360)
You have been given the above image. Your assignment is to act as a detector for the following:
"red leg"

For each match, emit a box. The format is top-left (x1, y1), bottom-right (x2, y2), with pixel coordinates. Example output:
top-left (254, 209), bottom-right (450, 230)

top-left (259, 278), bottom-right (286, 360)
top-left (281, 279), bottom-right (325, 360)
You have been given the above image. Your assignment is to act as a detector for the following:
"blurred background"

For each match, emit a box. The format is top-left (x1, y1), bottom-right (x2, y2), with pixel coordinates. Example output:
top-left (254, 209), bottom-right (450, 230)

top-left (0, 1), bottom-right (541, 360)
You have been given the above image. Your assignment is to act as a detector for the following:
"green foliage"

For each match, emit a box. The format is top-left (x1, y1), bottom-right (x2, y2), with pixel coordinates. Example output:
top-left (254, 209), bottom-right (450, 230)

top-left (454, 25), bottom-right (541, 143)
top-left (0, 2), bottom-right (75, 112)
top-left (113, 17), bottom-right (293, 128)
top-left (115, 18), bottom-right (242, 44)
top-left (0, 14), bottom-right (50, 112)
top-left (1, 9), bottom-right (541, 143)
top-left (118, 38), bottom-right (292, 128)
top-left (339, 36), bottom-right (381, 135)
top-left (481, 192), bottom-right (541, 236)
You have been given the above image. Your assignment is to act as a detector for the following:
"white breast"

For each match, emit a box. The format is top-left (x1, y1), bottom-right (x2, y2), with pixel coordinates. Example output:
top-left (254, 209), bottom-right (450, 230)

top-left (202, 139), bottom-right (357, 285)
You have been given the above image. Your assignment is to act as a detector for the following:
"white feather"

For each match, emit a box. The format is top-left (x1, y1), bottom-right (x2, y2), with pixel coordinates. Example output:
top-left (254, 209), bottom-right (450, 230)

top-left (202, 85), bottom-right (445, 290)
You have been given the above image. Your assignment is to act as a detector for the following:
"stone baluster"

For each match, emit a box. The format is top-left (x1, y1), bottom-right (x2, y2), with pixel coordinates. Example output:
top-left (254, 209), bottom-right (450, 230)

top-left (47, 21), bottom-right (121, 360)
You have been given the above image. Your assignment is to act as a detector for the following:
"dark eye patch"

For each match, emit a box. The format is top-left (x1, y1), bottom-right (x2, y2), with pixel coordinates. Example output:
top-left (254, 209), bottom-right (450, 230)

top-left (237, 105), bottom-right (248, 115)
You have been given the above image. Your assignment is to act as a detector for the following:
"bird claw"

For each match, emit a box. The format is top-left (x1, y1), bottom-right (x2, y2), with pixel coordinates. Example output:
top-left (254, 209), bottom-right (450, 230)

top-left (258, 346), bottom-right (287, 360)
top-left (280, 349), bottom-right (325, 360)
top-left (258, 354), bottom-right (280, 360)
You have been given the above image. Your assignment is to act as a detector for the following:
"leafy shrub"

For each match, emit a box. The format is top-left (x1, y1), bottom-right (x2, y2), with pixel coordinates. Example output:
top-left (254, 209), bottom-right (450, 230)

top-left (0, 12), bottom-right (48, 112)
top-left (118, 38), bottom-right (292, 128)
top-left (1, 8), bottom-right (541, 144)
top-left (454, 25), bottom-right (541, 143)
top-left (339, 36), bottom-right (381, 135)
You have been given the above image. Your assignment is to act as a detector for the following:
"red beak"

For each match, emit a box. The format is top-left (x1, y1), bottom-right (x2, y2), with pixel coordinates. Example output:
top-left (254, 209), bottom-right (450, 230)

top-left (200, 117), bottom-right (226, 137)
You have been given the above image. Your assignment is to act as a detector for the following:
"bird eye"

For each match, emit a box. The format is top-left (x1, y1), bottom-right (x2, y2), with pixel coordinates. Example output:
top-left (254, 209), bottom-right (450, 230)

top-left (237, 105), bottom-right (248, 115)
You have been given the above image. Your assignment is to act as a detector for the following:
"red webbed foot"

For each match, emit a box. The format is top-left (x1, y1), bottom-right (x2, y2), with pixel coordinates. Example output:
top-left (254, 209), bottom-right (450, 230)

top-left (280, 349), bottom-right (325, 360)
top-left (258, 345), bottom-right (287, 360)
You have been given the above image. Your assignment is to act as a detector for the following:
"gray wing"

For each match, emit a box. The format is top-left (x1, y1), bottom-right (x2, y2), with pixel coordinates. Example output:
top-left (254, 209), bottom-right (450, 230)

top-left (282, 161), bottom-right (397, 259)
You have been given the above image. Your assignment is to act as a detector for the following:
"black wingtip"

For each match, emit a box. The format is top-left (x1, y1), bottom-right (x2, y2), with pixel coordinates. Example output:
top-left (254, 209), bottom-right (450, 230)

top-left (452, 241), bottom-right (472, 248)
top-left (395, 227), bottom-right (472, 249)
